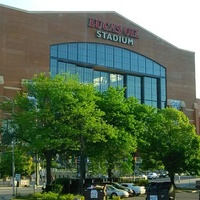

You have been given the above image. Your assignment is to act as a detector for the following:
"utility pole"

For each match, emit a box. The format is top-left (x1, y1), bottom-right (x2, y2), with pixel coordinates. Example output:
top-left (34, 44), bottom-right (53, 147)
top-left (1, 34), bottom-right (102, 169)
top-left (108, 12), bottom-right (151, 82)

top-left (12, 141), bottom-right (15, 196)
top-left (0, 96), bottom-right (15, 196)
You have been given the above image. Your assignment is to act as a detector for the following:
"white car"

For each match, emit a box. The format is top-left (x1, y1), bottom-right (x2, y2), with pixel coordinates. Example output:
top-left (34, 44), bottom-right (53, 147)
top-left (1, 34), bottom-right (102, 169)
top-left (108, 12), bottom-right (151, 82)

top-left (147, 172), bottom-right (158, 179)
top-left (106, 184), bottom-right (129, 198)
top-left (139, 174), bottom-right (148, 180)
top-left (120, 183), bottom-right (146, 196)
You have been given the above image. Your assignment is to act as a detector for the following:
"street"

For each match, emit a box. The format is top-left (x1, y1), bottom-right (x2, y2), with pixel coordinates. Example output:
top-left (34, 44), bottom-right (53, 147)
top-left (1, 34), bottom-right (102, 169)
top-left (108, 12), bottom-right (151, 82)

top-left (0, 185), bottom-right (42, 200)
top-left (0, 175), bottom-right (200, 200)
top-left (128, 191), bottom-right (199, 200)
top-left (0, 187), bottom-right (199, 200)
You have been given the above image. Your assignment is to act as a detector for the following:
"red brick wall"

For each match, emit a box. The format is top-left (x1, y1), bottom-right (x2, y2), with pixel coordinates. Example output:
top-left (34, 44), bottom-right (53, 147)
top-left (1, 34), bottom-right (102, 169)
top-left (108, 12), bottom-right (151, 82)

top-left (0, 5), bottom-right (198, 131)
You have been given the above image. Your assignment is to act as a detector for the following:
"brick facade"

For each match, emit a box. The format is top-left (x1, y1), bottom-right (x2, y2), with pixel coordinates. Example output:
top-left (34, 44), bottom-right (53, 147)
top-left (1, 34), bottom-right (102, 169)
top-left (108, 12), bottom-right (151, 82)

top-left (0, 5), bottom-right (199, 133)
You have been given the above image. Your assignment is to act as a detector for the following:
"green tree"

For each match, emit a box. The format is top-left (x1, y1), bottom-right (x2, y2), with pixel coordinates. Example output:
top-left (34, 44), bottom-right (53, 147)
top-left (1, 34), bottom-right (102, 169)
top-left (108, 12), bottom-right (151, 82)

top-left (0, 145), bottom-right (33, 178)
top-left (138, 107), bottom-right (200, 185)
top-left (94, 87), bottom-right (140, 178)
top-left (11, 73), bottom-right (116, 190)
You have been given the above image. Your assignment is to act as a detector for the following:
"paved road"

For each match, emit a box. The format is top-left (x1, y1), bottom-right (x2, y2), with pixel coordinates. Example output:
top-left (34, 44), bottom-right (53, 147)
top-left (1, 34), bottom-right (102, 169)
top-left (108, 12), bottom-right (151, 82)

top-left (128, 191), bottom-right (199, 199)
top-left (0, 185), bottom-right (42, 200)
top-left (0, 187), bottom-right (199, 200)
top-left (0, 175), bottom-right (200, 200)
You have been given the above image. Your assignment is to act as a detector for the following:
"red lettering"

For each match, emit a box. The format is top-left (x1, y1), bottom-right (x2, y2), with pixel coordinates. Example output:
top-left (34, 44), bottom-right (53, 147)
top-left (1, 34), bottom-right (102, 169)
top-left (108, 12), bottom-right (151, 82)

top-left (134, 30), bottom-right (139, 38)
top-left (88, 18), bottom-right (95, 27)
top-left (103, 22), bottom-right (109, 31)
top-left (95, 20), bottom-right (103, 29)
top-left (130, 29), bottom-right (139, 38)
top-left (115, 25), bottom-right (122, 34)
top-left (109, 23), bottom-right (116, 33)
top-left (123, 27), bottom-right (131, 36)
top-left (88, 18), bottom-right (139, 38)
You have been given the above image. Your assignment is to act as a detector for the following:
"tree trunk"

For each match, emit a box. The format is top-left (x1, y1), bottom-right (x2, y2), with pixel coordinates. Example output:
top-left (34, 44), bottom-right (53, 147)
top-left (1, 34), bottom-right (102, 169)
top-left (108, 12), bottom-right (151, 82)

top-left (35, 153), bottom-right (40, 186)
top-left (108, 168), bottom-right (112, 179)
top-left (45, 151), bottom-right (52, 186)
top-left (169, 172), bottom-right (176, 188)
top-left (79, 154), bottom-right (86, 194)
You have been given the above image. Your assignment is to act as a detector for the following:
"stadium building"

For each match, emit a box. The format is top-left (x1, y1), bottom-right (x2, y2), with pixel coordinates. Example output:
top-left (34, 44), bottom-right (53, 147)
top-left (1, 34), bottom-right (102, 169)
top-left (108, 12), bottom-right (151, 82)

top-left (0, 5), bottom-right (199, 133)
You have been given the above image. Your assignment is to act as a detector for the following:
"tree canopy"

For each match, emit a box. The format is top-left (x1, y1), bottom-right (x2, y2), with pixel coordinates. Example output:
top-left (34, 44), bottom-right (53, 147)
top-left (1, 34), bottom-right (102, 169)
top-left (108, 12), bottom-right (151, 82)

top-left (137, 107), bottom-right (200, 184)
top-left (11, 73), bottom-right (116, 186)
top-left (1, 72), bottom-right (200, 189)
top-left (93, 87), bottom-right (141, 177)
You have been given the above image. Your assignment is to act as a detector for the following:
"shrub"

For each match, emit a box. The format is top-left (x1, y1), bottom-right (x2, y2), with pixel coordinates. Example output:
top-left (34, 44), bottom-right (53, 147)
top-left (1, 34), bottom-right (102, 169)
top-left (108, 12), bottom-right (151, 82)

top-left (134, 179), bottom-right (148, 186)
top-left (42, 192), bottom-right (59, 199)
top-left (112, 196), bottom-right (121, 200)
top-left (52, 184), bottom-right (63, 194)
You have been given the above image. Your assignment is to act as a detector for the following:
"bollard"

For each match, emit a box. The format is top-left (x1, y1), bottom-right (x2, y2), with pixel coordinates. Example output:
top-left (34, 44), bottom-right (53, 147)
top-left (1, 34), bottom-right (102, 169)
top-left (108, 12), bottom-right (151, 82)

top-left (199, 190), bottom-right (200, 200)
top-left (33, 184), bottom-right (36, 195)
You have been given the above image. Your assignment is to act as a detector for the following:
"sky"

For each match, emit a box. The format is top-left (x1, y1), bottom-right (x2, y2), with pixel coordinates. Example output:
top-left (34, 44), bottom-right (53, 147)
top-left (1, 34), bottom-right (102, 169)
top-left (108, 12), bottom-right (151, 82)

top-left (1, 0), bottom-right (200, 98)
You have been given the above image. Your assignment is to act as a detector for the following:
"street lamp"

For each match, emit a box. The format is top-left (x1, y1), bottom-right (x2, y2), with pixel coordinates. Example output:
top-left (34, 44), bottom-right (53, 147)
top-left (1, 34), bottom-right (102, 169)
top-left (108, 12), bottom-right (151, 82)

top-left (12, 141), bottom-right (15, 196)
top-left (0, 96), bottom-right (15, 196)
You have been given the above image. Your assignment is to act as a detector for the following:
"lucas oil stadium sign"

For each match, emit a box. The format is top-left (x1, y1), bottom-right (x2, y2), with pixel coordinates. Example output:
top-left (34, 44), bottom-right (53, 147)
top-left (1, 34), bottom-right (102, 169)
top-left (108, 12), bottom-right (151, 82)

top-left (88, 17), bottom-right (139, 46)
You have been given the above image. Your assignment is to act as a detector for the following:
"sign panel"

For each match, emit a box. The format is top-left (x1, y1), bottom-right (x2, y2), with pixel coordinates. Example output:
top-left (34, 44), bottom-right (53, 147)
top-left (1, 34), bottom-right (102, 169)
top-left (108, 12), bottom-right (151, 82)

top-left (88, 17), bottom-right (139, 46)
top-left (15, 174), bottom-right (21, 181)
top-left (150, 195), bottom-right (158, 200)
top-left (90, 189), bottom-right (98, 198)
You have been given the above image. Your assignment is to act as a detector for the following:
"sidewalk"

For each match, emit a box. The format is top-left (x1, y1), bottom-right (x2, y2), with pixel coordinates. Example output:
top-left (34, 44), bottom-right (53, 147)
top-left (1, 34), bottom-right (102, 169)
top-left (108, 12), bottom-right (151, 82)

top-left (0, 184), bottom-right (43, 200)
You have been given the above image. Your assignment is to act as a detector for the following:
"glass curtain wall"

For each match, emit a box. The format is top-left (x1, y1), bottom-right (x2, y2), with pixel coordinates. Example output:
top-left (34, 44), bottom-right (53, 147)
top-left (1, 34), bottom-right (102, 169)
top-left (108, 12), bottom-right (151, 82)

top-left (50, 43), bottom-right (166, 108)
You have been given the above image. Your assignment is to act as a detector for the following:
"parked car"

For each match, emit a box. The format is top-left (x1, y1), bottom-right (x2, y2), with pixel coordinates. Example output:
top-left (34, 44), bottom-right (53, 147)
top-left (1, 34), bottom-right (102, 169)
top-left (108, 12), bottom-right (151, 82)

top-left (102, 182), bottom-right (134, 197)
top-left (147, 172), bottom-right (158, 179)
top-left (138, 174), bottom-right (148, 180)
top-left (120, 183), bottom-right (146, 196)
top-left (106, 184), bottom-right (129, 198)
top-left (159, 171), bottom-right (169, 178)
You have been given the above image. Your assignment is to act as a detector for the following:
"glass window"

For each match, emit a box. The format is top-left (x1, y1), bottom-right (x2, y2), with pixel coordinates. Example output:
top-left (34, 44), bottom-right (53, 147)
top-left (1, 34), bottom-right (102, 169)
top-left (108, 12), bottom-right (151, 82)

top-left (66, 63), bottom-right (76, 74)
top-left (87, 43), bottom-right (96, 64)
top-left (114, 48), bottom-right (122, 69)
top-left (127, 75), bottom-right (135, 98)
top-left (51, 45), bottom-right (58, 57)
top-left (135, 77), bottom-right (141, 100)
top-left (151, 79), bottom-right (157, 101)
top-left (144, 100), bottom-right (151, 107)
top-left (78, 43), bottom-right (87, 62)
top-left (127, 75), bottom-right (141, 100)
top-left (58, 62), bottom-right (66, 74)
top-left (130, 52), bottom-right (138, 72)
top-left (105, 45), bottom-right (114, 68)
top-left (161, 78), bottom-right (166, 101)
top-left (154, 63), bottom-right (161, 76)
top-left (110, 74), bottom-right (118, 88)
top-left (146, 59), bottom-right (153, 75)
top-left (144, 78), bottom-right (152, 100)
top-left (68, 43), bottom-right (78, 60)
top-left (84, 68), bottom-right (93, 83)
top-left (161, 67), bottom-right (166, 77)
top-left (50, 59), bottom-right (57, 77)
top-left (97, 44), bottom-right (105, 66)
top-left (138, 55), bottom-right (145, 73)
top-left (122, 49), bottom-right (130, 70)
top-left (110, 73), bottom-right (123, 88)
top-left (50, 43), bottom-right (166, 109)
top-left (58, 44), bottom-right (68, 59)
top-left (76, 66), bottom-right (85, 82)
top-left (144, 77), bottom-right (157, 108)
top-left (100, 72), bottom-right (109, 92)
top-left (93, 71), bottom-right (101, 91)
top-left (117, 74), bottom-right (124, 88)
top-left (161, 101), bottom-right (165, 109)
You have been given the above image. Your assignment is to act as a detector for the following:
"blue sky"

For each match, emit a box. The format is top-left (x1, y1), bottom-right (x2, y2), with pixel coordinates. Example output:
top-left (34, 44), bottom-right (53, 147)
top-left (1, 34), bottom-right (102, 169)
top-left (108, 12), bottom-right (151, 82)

top-left (1, 0), bottom-right (200, 98)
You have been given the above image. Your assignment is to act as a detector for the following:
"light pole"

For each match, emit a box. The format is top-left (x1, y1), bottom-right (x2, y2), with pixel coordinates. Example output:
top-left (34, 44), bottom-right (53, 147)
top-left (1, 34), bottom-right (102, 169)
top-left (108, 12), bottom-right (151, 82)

top-left (0, 96), bottom-right (15, 195)
top-left (12, 141), bottom-right (15, 196)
